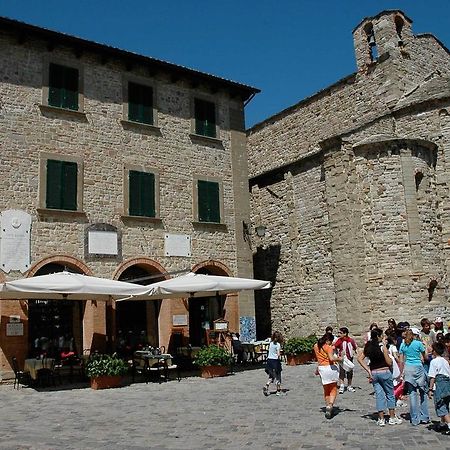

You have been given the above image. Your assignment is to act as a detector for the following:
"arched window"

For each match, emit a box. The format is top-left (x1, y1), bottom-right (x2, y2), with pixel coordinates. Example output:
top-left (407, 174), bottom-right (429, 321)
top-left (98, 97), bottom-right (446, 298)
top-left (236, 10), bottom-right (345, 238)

top-left (395, 15), bottom-right (404, 47)
top-left (364, 23), bottom-right (378, 62)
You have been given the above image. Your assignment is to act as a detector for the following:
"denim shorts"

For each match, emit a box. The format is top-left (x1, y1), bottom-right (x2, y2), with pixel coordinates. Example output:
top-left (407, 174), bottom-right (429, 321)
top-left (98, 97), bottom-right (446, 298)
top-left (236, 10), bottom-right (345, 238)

top-left (435, 395), bottom-right (450, 417)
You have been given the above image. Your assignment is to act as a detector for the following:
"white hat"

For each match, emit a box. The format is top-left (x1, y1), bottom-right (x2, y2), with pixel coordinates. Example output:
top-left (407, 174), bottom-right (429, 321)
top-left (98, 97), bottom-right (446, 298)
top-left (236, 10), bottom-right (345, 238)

top-left (435, 316), bottom-right (443, 323)
top-left (410, 327), bottom-right (421, 336)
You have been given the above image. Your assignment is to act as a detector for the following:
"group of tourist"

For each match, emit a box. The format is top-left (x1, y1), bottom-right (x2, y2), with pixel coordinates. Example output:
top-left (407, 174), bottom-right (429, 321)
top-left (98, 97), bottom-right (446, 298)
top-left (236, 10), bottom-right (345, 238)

top-left (263, 317), bottom-right (450, 434)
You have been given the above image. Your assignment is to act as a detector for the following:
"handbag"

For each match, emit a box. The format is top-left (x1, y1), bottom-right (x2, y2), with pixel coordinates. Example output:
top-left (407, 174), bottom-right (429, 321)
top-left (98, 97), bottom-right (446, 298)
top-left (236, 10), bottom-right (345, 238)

top-left (342, 355), bottom-right (355, 372)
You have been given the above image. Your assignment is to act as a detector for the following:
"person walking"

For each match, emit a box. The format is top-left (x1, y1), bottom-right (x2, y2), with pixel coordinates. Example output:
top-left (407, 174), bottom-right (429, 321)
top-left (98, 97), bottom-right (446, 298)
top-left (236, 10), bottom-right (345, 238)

top-left (399, 327), bottom-right (430, 426)
top-left (334, 327), bottom-right (357, 393)
top-left (313, 332), bottom-right (342, 419)
top-left (357, 328), bottom-right (402, 427)
top-left (263, 331), bottom-right (283, 396)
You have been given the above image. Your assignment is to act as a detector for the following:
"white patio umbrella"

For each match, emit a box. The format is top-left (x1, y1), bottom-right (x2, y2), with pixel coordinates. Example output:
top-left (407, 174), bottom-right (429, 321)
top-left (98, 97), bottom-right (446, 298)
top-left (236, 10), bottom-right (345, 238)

top-left (0, 271), bottom-right (151, 301)
top-left (117, 272), bottom-right (271, 301)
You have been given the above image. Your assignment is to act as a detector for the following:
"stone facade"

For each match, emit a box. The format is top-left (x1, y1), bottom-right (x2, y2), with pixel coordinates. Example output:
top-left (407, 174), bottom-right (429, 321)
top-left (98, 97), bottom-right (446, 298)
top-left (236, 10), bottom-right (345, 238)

top-left (0, 17), bottom-right (258, 378)
top-left (248, 10), bottom-right (450, 340)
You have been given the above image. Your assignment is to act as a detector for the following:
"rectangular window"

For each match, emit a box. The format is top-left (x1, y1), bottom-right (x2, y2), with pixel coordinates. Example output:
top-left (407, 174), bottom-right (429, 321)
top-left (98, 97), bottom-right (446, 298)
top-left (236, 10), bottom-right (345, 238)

top-left (128, 82), bottom-right (154, 125)
top-left (197, 180), bottom-right (220, 223)
top-left (48, 63), bottom-right (79, 111)
top-left (129, 170), bottom-right (155, 217)
top-left (194, 99), bottom-right (216, 138)
top-left (46, 159), bottom-right (78, 210)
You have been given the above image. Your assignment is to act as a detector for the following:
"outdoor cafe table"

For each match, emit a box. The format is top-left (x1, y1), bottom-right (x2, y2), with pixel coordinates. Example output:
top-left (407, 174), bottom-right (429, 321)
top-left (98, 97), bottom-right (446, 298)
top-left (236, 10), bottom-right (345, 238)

top-left (133, 351), bottom-right (174, 381)
top-left (241, 341), bottom-right (269, 363)
top-left (24, 358), bottom-right (55, 380)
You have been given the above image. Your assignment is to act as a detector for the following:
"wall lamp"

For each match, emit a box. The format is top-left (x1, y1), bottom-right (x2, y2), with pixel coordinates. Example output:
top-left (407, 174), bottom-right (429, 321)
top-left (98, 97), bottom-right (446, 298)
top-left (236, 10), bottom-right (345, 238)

top-left (255, 225), bottom-right (267, 237)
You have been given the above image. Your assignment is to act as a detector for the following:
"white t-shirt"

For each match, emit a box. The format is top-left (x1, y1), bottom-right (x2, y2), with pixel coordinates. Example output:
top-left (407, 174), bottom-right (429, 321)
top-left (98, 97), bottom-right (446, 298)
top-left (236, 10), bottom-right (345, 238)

top-left (268, 341), bottom-right (281, 360)
top-left (429, 356), bottom-right (450, 379)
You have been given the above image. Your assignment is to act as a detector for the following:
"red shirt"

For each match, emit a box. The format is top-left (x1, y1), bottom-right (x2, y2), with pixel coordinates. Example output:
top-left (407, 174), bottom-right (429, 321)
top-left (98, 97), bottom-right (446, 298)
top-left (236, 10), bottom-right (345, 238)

top-left (334, 337), bottom-right (357, 359)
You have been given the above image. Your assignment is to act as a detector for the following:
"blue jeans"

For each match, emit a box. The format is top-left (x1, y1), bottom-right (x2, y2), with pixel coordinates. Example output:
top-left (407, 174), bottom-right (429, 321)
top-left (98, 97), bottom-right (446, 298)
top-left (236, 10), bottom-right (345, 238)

top-left (404, 364), bottom-right (430, 425)
top-left (372, 369), bottom-right (395, 412)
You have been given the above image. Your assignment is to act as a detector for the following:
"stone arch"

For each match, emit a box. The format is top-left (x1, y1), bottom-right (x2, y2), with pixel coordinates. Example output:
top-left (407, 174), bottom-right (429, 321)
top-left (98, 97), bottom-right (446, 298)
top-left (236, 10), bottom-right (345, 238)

top-left (113, 257), bottom-right (168, 281)
top-left (191, 260), bottom-right (232, 277)
top-left (27, 254), bottom-right (92, 277)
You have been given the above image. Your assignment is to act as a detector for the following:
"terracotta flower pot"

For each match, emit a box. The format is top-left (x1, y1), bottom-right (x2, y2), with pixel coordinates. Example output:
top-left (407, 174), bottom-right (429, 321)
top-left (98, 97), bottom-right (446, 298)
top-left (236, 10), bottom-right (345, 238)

top-left (286, 352), bottom-right (314, 366)
top-left (200, 365), bottom-right (229, 378)
top-left (90, 375), bottom-right (122, 390)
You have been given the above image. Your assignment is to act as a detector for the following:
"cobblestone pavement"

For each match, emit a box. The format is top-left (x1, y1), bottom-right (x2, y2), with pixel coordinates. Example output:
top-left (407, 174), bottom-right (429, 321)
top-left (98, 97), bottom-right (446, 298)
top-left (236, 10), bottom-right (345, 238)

top-left (0, 364), bottom-right (449, 450)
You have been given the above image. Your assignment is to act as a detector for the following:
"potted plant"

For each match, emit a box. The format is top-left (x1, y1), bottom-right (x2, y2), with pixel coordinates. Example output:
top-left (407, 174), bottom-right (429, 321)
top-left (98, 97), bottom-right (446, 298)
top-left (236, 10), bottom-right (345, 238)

top-left (193, 345), bottom-right (232, 378)
top-left (85, 353), bottom-right (129, 389)
top-left (283, 335), bottom-right (317, 366)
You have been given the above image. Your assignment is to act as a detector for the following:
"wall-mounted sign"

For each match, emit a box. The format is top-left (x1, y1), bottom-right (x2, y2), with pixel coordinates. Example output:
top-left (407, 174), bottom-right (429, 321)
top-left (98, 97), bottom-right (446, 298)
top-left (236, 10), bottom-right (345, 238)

top-left (6, 323), bottom-right (23, 336)
top-left (172, 314), bottom-right (188, 326)
top-left (0, 210), bottom-right (31, 273)
top-left (9, 315), bottom-right (21, 323)
top-left (165, 234), bottom-right (191, 257)
top-left (88, 231), bottom-right (118, 255)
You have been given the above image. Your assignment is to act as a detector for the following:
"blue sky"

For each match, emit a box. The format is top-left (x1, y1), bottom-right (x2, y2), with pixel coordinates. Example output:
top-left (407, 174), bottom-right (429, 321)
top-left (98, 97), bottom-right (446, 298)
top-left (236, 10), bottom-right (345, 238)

top-left (2, 1), bottom-right (449, 128)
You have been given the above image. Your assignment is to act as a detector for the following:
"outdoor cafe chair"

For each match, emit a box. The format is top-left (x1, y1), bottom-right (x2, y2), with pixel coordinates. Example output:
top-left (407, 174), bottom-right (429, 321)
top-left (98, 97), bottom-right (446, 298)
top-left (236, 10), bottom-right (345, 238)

top-left (131, 354), bottom-right (150, 384)
top-left (36, 358), bottom-right (58, 388)
top-left (11, 357), bottom-right (31, 389)
top-left (164, 356), bottom-right (181, 382)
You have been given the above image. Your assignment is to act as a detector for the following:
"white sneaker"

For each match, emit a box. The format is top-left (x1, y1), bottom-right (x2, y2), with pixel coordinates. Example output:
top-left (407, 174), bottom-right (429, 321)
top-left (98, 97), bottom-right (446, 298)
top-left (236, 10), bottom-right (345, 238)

top-left (339, 385), bottom-right (345, 394)
top-left (376, 418), bottom-right (386, 427)
top-left (347, 386), bottom-right (355, 392)
top-left (388, 416), bottom-right (402, 425)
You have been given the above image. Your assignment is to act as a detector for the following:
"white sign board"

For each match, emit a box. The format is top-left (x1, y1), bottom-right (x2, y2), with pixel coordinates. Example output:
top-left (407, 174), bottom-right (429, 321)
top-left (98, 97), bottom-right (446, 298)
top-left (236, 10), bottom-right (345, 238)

top-left (0, 210), bottom-right (31, 273)
top-left (88, 231), bottom-right (118, 255)
top-left (172, 314), bottom-right (188, 326)
top-left (6, 323), bottom-right (24, 336)
top-left (165, 234), bottom-right (191, 257)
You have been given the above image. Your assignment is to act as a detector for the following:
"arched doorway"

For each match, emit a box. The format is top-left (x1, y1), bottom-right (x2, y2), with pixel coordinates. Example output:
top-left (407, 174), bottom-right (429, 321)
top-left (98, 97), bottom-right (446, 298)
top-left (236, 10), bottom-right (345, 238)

top-left (28, 263), bottom-right (84, 359)
top-left (114, 261), bottom-right (165, 357)
top-left (188, 265), bottom-right (229, 346)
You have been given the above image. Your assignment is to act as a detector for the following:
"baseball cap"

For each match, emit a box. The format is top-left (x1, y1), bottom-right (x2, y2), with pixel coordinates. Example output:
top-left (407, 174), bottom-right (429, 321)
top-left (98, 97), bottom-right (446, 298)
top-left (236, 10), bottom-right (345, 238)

top-left (397, 321), bottom-right (409, 330)
top-left (435, 316), bottom-right (443, 323)
top-left (410, 327), bottom-right (421, 335)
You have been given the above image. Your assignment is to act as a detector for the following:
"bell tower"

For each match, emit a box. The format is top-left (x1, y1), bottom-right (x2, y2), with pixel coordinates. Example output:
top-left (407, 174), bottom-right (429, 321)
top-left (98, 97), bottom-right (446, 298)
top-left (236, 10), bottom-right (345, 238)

top-left (353, 10), bottom-right (413, 71)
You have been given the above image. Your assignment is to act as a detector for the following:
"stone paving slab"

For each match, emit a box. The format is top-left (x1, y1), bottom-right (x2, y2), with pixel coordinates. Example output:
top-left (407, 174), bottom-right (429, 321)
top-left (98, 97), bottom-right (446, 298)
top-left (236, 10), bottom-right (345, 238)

top-left (0, 364), bottom-right (449, 449)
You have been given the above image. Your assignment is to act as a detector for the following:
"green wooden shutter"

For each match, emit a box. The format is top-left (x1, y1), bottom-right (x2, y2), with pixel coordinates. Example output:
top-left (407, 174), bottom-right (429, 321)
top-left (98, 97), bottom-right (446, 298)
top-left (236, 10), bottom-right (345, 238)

top-left (62, 161), bottom-right (78, 210)
top-left (63, 66), bottom-right (79, 111)
top-left (128, 82), bottom-right (153, 125)
top-left (46, 160), bottom-right (77, 210)
top-left (129, 171), bottom-right (155, 217)
top-left (195, 99), bottom-right (216, 138)
top-left (198, 180), bottom-right (220, 223)
top-left (48, 63), bottom-right (64, 108)
top-left (46, 159), bottom-right (62, 209)
top-left (48, 64), bottom-right (78, 110)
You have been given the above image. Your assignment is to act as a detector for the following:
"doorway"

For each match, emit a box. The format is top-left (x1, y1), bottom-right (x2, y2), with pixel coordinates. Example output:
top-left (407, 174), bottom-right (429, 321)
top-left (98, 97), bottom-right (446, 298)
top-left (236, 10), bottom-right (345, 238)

top-left (28, 263), bottom-right (84, 358)
top-left (116, 265), bottom-right (163, 356)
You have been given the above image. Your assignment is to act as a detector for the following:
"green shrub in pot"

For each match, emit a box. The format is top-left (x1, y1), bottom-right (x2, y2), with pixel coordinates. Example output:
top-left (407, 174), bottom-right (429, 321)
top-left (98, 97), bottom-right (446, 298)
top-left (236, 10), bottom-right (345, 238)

top-left (193, 345), bottom-right (232, 367)
top-left (283, 335), bottom-right (317, 355)
top-left (85, 353), bottom-right (129, 378)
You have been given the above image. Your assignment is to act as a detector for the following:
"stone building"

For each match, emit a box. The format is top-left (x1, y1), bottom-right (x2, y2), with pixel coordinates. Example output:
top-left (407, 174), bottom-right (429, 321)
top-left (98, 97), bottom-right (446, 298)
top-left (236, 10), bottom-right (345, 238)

top-left (0, 17), bottom-right (259, 379)
top-left (248, 10), bottom-right (450, 339)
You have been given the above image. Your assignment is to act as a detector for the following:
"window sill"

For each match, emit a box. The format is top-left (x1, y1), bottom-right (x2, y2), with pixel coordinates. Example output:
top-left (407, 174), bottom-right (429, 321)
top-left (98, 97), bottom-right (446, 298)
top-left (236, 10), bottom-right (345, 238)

top-left (189, 133), bottom-right (223, 145)
top-left (37, 208), bottom-right (87, 218)
top-left (120, 120), bottom-right (161, 135)
top-left (39, 104), bottom-right (87, 119)
top-left (192, 221), bottom-right (227, 231)
top-left (121, 214), bottom-right (162, 224)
